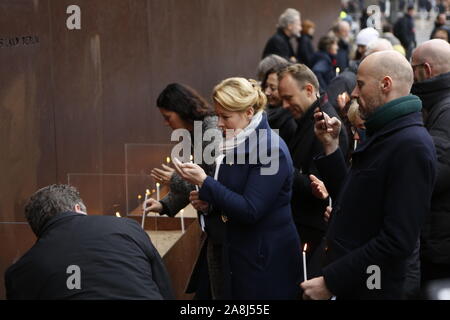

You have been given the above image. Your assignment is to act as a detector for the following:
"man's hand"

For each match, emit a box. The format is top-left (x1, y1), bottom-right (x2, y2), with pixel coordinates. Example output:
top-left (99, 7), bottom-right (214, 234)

top-left (301, 276), bottom-right (333, 300)
top-left (151, 164), bottom-right (175, 184)
top-left (189, 191), bottom-right (209, 212)
top-left (313, 108), bottom-right (342, 156)
top-left (310, 174), bottom-right (329, 200)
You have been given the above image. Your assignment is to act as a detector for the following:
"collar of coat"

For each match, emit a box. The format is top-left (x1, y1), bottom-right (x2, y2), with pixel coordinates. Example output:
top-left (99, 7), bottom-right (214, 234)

top-left (411, 71), bottom-right (450, 112)
top-left (365, 95), bottom-right (422, 137)
top-left (37, 211), bottom-right (85, 238)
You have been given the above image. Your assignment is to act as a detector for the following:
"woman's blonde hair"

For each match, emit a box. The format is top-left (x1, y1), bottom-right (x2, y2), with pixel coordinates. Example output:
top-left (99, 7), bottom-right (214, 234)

top-left (213, 77), bottom-right (267, 113)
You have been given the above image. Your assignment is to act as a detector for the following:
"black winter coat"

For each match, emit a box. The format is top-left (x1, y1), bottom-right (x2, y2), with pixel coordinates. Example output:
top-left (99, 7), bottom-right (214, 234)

top-left (5, 212), bottom-right (174, 300)
top-left (412, 72), bottom-right (450, 265)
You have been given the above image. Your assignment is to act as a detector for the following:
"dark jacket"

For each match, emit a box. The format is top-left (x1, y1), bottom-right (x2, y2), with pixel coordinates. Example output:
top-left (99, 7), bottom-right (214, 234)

top-left (394, 14), bottom-right (416, 50)
top-left (412, 72), bottom-right (450, 266)
top-left (312, 51), bottom-right (337, 91)
top-left (288, 97), bottom-right (348, 252)
top-left (5, 212), bottom-right (174, 300)
top-left (315, 106), bottom-right (436, 299)
top-left (297, 34), bottom-right (315, 68)
top-left (267, 106), bottom-right (297, 146)
top-left (262, 28), bottom-right (296, 61)
top-left (199, 113), bottom-right (301, 299)
top-left (336, 39), bottom-right (350, 71)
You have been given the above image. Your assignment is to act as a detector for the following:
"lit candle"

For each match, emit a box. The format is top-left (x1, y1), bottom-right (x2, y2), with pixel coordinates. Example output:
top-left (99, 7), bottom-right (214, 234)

top-left (115, 212), bottom-right (121, 218)
top-left (156, 183), bottom-right (160, 201)
top-left (303, 243), bottom-right (308, 282)
top-left (180, 209), bottom-right (185, 234)
top-left (141, 189), bottom-right (151, 229)
top-left (166, 156), bottom-right (171, 164)
top-left (190, 155), bottom-right (193, 162)
top-left (336, 67), bottom-right (341, 76)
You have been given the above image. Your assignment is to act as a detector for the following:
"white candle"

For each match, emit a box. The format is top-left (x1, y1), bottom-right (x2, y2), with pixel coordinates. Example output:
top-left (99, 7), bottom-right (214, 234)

top-left (141, 189), bottom-right (150, 229)
top-left (303, 243), bottom-right (308, 282)
top-left (156, 183), bottom-right (160, 201)
top-left (180, 209), bottom-right (185, 234)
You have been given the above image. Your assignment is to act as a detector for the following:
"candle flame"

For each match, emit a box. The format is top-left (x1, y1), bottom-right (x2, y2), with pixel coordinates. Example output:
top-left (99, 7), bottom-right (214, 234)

top-left (336, 67), bottom-right (341, 74)
top-left (156, 182), bottom-right (160, 188)
top-left (180, 209), bottom-right (184, 214)
top-left (115, 212), bottom-right (121, 218)
top-left (146, 189), bottom-right (151, 195)
top-left (303, 243), bottom-right (308, 252)
top-left (190, 155), bottom-right (193, 161)
top-left (166, 157), bottom-right (171, 163)
top-left (152, 189), bottom-right (156, 193)
top-left (138, 194), bottom-right (142, 200)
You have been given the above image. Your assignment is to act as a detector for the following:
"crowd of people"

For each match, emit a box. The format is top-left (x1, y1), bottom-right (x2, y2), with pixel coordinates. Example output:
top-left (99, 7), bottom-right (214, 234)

top-left (4, 2), bottom-right (450, 300)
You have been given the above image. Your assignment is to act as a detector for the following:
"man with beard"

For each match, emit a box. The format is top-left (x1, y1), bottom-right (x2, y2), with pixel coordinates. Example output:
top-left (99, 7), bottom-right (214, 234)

top-left (301, 51), bottom-right (436, 300)
top-left (411, 39), bottom-right (450, 286)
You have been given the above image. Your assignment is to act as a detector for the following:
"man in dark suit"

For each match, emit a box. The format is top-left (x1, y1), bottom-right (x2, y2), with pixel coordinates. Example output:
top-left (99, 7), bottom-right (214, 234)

top-left (301, 51), bottom-right (436, 299)
top-left (262, 8), bottom-right (302, 62)
top-left (278, 64), bottom-right (348, 270)
top-left (5, 184), bottom-right (174, 300)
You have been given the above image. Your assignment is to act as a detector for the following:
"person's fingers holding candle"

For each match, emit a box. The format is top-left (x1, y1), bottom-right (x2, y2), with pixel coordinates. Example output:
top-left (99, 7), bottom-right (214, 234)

top-left (144, 198), bottom-right (163, 214)
top-left (309, 174), bottom-right (329, 200)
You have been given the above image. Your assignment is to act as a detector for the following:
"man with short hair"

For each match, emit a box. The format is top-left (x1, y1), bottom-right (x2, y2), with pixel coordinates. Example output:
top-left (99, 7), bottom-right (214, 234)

top-left (332, 20), bottom-right (351, 70)
top-left (262, 8), bottom-right (302, 62)
top-left (278, 64), bottom-right (348, 267)
top-left (5, 184), bottom-right (174, 300)
top-left (301, 51), bottom-right (436, 299)
top-left (411, 39), bottom-right (450, 284)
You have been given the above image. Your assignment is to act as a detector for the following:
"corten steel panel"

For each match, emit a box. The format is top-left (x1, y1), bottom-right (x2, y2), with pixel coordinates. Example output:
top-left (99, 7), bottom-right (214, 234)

top-left (0, 0), bottom-right (57, 222)
top-left (0, 223), bottom-right (36, 300)
top-left (163, 220), bottom-right (203, 300)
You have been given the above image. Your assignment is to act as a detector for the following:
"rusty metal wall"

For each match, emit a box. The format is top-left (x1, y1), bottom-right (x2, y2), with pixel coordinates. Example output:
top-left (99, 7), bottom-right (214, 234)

top-left (0, 0), bottom-right (340, 299)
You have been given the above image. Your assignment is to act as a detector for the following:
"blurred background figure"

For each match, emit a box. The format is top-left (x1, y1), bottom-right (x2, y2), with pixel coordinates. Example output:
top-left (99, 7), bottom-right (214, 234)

top-left (262, 8), bottom-right (302, 62)
top-left (331, 20), bottom-right (352, 70)
top-left (312, 35), bottom-right (339, 90)
top-left (297, 19), bottom-right (317, 68)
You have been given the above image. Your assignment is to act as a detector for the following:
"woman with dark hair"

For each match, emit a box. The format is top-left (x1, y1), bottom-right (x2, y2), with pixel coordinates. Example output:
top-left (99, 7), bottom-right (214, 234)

top-left (156, 83), bottom-right (215, 129)
top-left (146, 83), bottom-right (225, 299)
top-left (311, 35), bottom-right (339, 91)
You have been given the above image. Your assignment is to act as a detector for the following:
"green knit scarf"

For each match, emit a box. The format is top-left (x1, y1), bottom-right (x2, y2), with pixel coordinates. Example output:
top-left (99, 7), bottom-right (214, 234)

top-left (365, 95), bottom-right (422, 137)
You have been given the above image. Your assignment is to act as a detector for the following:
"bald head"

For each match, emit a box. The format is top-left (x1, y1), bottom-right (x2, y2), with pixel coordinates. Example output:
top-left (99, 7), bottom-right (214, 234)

top-left (365, 38), bottom-right (394, 57)
top-left (360, 50), bottom-right (414, 96)
top-left (412, 39), bottom-right (450, 78)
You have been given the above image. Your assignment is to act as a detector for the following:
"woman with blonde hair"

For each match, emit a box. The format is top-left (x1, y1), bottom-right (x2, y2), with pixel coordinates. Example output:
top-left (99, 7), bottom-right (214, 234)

top-left (174, 77), bottom-right (301, 299)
